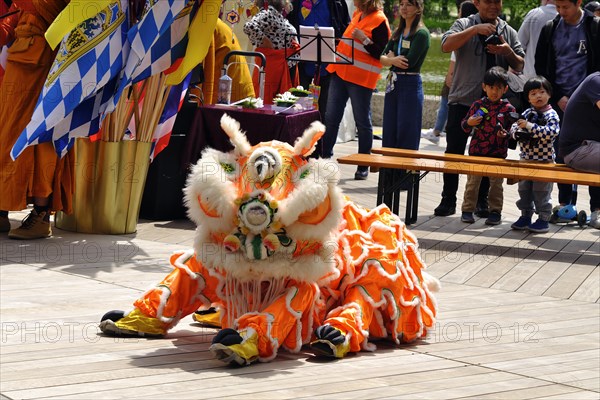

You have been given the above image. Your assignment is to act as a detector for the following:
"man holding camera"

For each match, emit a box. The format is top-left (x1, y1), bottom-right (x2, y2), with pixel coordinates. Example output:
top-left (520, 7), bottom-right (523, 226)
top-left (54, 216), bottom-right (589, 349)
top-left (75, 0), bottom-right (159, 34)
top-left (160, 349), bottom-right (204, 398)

top-left (434, 0), bottom-right (525, 217)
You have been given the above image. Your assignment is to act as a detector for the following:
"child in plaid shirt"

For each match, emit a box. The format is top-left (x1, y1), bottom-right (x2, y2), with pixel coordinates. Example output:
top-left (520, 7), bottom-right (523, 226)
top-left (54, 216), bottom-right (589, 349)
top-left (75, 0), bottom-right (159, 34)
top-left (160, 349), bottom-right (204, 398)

top-left (460, 67), bottom-right (515, 226)
top-left (509, 76), bottom-right (560, 233)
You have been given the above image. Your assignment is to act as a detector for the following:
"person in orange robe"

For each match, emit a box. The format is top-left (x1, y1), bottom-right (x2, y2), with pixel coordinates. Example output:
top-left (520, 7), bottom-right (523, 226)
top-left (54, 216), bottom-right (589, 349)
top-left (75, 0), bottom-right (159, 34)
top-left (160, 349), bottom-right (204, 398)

top-left (0, 0), bottom-right (74, 239)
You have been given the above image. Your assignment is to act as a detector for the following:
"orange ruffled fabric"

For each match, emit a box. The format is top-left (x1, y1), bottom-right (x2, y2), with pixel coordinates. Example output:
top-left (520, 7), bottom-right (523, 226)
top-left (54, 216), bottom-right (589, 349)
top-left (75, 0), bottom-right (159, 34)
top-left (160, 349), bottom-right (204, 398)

top-left (325, 202), bottom-right (437, 351)
top-left (131, 201), bottom-right (437, 359)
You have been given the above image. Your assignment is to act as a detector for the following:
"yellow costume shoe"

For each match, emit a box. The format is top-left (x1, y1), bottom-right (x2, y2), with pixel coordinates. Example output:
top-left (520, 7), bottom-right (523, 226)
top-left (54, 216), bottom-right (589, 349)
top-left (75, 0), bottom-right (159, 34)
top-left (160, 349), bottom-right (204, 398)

top-left (99, 309), bottom-right (166, 337)
top-left (310, 325), bottom-right (350, 358)
top-left (209, 328), bottom-right (259, 366)
top-left (192, 307), bottom-right (222, 328)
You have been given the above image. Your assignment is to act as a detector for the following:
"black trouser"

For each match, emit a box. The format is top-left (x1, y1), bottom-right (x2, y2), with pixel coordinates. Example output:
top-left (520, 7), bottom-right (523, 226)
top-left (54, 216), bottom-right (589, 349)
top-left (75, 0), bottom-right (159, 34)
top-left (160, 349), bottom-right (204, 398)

top-left (441, 103), bottom-right (489, 205)
top-left (550, 101), bottom-right (578, 206)
top-left (590, 186), bottom-right (600, 211)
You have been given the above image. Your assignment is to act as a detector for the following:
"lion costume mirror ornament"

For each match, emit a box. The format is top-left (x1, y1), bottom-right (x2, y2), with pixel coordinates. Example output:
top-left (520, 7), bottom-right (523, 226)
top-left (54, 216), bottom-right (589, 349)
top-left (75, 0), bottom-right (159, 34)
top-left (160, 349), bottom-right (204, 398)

top-left (100, 114), bottom-right (439, 365)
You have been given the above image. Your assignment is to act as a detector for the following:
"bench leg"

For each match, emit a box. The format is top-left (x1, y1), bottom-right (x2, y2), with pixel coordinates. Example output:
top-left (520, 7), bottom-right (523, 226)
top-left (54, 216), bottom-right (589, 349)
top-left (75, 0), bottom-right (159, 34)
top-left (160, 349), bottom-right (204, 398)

top-left (405, 173), bottom-right (415, 224)
top-left (378, 169), bottom-right (421, 223)
top-left (378, 168), bottom-right (400, 215)
top-left (392, 179), bottom-right (401, 215)
top-left (410, 172), bottom-right (420, 225)
top-left (377, 169), bottom-right (385, 206)
top-left (403, 172), bottom-right (421, 226)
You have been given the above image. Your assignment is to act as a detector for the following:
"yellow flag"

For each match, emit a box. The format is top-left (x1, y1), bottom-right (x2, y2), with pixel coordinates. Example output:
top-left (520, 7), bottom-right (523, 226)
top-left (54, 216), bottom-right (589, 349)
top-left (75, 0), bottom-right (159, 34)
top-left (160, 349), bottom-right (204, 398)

top-left (165, 0), bottom-right (221, 85)
top-left (45, 1), bottom-right (115, 49)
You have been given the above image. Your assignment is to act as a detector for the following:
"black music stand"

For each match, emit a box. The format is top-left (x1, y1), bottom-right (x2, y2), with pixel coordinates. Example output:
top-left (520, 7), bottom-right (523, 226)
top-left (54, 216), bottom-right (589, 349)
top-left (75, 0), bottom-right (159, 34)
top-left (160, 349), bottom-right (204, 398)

top-left (285, 24), bottom-right (353, 82)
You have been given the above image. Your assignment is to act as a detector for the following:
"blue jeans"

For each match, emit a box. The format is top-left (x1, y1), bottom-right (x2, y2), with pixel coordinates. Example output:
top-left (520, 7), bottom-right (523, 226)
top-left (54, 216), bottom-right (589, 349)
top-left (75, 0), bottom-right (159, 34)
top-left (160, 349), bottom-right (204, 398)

top-left (322, 73), bottom-right (374, 159)
top-left (382, 74), bottom-right (423, 150)
top-left (516, 179), bottom-right (554, 221)
top-left (433, 94), bottom-right (449, 133)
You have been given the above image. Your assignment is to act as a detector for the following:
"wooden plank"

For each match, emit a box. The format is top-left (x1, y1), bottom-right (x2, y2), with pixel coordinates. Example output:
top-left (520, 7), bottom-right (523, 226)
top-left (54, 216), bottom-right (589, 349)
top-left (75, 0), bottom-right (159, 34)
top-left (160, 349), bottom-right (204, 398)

top-left (458, 384), bottom-right (583, 399)
top-left (438, 298), bottom-right (586, 319)
top-left (372, 147), bottom-right (575, 172)
top-left (215, 368), bottom-right (518, 400)
top-left (465, 248), bottom-right (533, 288)
top-left (570, 261), bottom-right (600, 302)
top-left (483, 349), bottom-right (600, 371)
top-left (490, 249), bottom-right (554, 292)
top-left (563, 377), bottom-right (600, 392)
top-left (537, 390), bottom-right (600, 399)
top-left (417, 321), bottom-right (600, 354)
top-left (337, 154), bottom-right (600, 186)
top-left (126, 364), bottom-right (485, 400)
top-left (418, 331), bottom-right (600, 361)
top-left (2, 353), bottom-right (459, 400)
top-left (441, 225), bottom-right (529, 284)
top-left (527, 366), bottom-right (600, 385)
top-left (517, 252), bottom-right (579, 296)
top-left (457, 339), bottom-right (599, 366)
top-left (385, 378), bottom-right (558, 400)
top-left (544, 263), bottom-right (597, 299)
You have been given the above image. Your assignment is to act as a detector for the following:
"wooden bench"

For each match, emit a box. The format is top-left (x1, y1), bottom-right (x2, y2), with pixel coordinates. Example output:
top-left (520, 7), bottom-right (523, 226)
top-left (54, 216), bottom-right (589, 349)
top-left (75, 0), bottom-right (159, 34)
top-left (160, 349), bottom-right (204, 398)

top-left (337, 148), bottom-right (600, 225)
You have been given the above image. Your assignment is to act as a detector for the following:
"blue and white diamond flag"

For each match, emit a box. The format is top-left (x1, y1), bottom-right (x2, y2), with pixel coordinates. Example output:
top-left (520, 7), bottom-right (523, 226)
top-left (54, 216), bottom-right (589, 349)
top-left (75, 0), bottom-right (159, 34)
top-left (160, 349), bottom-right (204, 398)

top-left (105, 0), bottom-right (195, 114)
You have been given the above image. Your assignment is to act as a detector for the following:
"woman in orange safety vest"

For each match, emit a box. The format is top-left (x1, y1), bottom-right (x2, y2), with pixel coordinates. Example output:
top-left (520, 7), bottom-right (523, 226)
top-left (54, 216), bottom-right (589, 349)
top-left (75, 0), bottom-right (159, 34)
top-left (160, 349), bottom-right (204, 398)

top-left (321, 0), bottom-right (390, 180)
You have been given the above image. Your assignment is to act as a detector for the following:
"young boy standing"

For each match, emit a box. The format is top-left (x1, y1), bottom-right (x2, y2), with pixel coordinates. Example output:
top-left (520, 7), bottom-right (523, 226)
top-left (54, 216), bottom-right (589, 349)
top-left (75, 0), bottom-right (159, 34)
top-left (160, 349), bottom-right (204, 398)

top-left (510, 76), bottom-right (560, 233)
top-left (460, 66), bottom-right (515, 225)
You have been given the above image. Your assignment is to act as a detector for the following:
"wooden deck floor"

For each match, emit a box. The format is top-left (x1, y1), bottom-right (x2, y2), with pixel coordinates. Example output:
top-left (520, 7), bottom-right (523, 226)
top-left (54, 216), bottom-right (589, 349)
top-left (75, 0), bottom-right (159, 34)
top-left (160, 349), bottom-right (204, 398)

top-left (1, 138), bottom-right (598, 399)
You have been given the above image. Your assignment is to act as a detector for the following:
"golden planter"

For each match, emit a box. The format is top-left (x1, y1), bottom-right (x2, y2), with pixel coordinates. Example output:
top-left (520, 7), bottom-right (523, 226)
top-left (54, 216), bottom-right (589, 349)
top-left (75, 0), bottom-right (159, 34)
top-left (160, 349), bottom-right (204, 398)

top-left (56, 138), bottom-right (151, 234)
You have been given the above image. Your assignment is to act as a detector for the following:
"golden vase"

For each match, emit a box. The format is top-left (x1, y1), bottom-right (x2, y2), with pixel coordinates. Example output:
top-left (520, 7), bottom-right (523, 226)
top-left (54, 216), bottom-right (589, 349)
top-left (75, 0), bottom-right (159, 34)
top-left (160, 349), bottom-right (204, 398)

top-left (56, 139), bottom-right (151, 234)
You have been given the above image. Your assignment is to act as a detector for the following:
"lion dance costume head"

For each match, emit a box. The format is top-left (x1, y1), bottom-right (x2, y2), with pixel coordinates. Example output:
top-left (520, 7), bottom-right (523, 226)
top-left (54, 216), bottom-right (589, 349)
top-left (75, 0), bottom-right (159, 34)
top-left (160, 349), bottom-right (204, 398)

top-left (101, 115), bottom-right (439, 365)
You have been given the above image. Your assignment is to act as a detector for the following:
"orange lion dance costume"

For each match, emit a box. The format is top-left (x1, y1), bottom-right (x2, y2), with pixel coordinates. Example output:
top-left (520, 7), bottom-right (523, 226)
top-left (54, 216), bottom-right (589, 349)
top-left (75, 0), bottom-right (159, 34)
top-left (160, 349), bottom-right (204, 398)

top-left (100, 114), bottom-right (439, 365)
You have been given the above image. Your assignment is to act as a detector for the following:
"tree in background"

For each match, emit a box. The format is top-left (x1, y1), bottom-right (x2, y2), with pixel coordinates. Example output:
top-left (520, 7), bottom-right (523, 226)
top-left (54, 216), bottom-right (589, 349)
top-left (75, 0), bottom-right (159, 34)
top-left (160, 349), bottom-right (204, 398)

top-left (384, 0), bottom-right (579, 31)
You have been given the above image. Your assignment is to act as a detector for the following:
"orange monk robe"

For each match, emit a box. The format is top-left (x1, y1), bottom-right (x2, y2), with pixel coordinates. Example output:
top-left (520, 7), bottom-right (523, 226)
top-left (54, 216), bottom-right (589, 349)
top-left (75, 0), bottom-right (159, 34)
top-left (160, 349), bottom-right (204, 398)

top-left (201, 19), bottom-right (255, 105)
top-left (0, 0), bottom-right (73, 213)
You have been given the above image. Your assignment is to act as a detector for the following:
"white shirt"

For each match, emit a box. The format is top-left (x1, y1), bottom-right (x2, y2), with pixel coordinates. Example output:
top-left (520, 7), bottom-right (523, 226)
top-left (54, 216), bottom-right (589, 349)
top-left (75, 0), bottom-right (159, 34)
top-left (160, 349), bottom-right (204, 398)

top-left (518, 4), bottom-right (557, 80)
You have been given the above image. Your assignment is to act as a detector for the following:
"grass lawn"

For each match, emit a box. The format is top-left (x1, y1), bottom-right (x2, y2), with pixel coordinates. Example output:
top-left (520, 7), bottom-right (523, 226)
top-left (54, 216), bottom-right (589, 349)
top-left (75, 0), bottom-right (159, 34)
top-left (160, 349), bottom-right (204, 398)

top-left (376, 36), bottom-right (450, 97)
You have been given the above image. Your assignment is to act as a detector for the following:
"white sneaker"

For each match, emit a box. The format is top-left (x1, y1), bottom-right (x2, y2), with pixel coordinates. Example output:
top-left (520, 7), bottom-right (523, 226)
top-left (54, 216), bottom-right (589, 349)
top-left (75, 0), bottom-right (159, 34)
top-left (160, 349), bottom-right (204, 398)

top-left (421, 129), bottom-right (440, 145)
top-left (589, 210), bottom-right (600, 229)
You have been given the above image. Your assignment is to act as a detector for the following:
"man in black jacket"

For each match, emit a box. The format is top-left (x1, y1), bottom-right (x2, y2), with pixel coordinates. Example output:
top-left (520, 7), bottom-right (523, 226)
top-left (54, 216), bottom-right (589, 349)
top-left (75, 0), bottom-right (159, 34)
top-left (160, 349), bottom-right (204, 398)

top-left (535, 0), bottom-right (600, 115)
top-left (535, 0), bottom-right (600, 219)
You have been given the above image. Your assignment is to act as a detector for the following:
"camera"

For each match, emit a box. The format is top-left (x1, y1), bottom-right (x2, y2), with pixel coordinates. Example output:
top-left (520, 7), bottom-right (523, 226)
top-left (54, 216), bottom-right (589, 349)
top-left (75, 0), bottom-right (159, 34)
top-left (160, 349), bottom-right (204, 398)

top-left (495, 111), bottom-right (518, 132)
top-left (503, 112), bottom-right (521, 150)
top-left (484, 34), bottom-right (502, 46)
top-left (504, 112), bottom-right (520, 128)
top-left (508, 111), bottom-right (544, 149)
